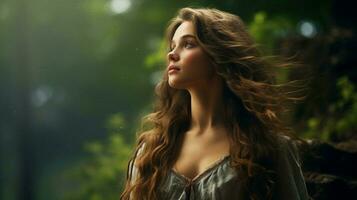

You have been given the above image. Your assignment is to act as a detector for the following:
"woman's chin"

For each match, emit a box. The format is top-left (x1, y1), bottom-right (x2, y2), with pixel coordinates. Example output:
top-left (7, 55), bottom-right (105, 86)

top-left (168, 79), bottom-right (186, 89)
top-left (168, 82), bottom-right (180, 89)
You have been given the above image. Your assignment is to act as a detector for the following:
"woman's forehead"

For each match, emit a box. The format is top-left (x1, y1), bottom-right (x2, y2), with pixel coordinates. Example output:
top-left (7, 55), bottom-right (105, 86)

top-left (171, 21), bottom-right (196, 43)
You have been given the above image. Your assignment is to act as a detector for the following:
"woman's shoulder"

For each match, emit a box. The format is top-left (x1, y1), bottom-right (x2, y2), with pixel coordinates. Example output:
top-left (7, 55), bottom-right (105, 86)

top-left (276, 135), bottom-right (300, 150)
top-left (274, 135), bottom-right (310, 199)
top-left (275, 134), bottom-right (302, 164)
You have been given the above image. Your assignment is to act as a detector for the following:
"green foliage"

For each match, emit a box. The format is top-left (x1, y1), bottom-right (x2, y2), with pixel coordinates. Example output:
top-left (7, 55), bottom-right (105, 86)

top-left (247, 12), bottom-right (294, 85)
top-left (302, 76), bottom-right (357, 141)
top-left (66, 113), bottom-right (133, 200)
top-left (145, 38), bottom-right (167, 70)
top-left (248, 12), bottom-right (293, 54)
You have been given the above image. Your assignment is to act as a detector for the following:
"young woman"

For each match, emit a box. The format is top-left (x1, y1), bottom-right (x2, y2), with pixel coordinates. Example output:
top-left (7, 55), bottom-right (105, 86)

top-left (121, 7), bottom-right (310, 200)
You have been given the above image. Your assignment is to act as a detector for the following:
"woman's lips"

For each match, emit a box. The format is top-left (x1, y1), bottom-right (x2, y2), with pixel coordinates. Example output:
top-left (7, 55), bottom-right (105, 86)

top-left (168, 69), bottom-right (180, 75)
top-left (168, 65), bottom-right (180, 74)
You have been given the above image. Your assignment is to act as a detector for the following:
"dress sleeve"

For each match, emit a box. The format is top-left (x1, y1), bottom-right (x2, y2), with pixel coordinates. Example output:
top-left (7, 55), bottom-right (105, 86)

top-left (129, 143), bottom-right (145, 183)
top-left (274, 136), bottom-right (311, 200)
top-left (128, 143), bottom-right (146, 199)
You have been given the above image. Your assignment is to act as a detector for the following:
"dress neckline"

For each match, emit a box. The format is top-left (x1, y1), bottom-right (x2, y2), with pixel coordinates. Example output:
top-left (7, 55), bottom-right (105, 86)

top-left (171, 154), bottom-right (231, 184)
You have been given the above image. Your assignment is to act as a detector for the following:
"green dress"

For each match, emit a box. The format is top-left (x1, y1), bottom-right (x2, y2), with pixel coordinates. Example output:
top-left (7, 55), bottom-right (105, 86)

top-left (127, 136), bottom-right (310, 200)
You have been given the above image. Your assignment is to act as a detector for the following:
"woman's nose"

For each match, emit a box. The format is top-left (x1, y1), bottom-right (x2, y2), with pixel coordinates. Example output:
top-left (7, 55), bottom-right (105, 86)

top-left (167, 51), bottom-right (179, 61)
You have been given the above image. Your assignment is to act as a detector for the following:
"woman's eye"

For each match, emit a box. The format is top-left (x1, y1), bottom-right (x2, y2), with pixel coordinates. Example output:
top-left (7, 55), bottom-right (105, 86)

top-left (168, 41), bottom-right (195, 52)
top-left (184, 42), bottom-right (195, 49)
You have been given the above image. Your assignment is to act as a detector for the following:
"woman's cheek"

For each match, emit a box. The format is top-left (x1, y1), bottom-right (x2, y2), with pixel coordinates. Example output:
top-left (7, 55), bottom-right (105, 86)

top-left (182, 49), bottom-right (204, 67)
top-left (183, 49), bottom-right (215, 79)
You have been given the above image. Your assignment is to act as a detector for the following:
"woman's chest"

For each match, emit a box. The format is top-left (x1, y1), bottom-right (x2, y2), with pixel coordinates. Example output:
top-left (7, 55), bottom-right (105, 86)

top-left (172, 132), bottom-right (231, 180)
top-left (159, 160), bottom-right (243, 200)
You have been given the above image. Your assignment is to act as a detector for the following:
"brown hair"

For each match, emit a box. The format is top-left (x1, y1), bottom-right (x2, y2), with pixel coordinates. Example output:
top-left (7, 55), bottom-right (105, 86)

top-left (121, 7), bottom-right (307, 200)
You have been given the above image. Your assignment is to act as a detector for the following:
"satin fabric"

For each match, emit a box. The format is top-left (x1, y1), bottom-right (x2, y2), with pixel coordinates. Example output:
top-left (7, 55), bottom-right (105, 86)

top-left (128, 136), bottom-right (310, 200)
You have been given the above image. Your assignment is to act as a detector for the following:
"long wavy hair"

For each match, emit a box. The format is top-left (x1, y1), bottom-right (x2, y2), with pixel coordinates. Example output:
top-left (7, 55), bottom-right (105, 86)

top-left (121, 7), bottom-right (307, 200)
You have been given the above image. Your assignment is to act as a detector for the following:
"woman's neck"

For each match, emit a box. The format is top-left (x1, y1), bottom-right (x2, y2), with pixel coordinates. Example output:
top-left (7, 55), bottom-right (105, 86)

top-left (187, 76), bottom-right (226, 134)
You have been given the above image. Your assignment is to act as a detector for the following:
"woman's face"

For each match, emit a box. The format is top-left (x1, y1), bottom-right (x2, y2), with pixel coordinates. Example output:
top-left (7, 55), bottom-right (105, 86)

top-left (167, 21), bottom-right (215, 90)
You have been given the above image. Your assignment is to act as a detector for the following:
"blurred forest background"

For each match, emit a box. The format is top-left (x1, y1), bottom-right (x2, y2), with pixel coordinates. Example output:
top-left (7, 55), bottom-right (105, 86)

top-left (0, 0), bottom-right (356, 199)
